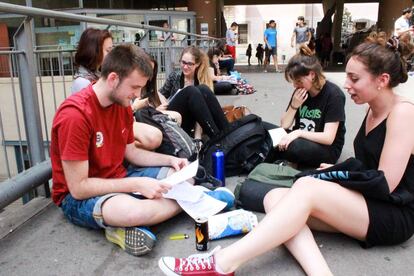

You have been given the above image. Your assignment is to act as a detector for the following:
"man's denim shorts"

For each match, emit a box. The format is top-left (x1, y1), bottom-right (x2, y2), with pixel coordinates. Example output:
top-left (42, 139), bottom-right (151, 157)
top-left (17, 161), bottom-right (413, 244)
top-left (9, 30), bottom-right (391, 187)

top-left (60, 166), bottom-right (170, 229)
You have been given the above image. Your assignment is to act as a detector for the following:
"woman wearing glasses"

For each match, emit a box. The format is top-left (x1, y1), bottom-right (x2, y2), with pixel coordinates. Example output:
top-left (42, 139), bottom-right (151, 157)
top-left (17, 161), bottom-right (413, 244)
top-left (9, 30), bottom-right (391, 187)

top-left (159, 46), bottom-right (229, 139)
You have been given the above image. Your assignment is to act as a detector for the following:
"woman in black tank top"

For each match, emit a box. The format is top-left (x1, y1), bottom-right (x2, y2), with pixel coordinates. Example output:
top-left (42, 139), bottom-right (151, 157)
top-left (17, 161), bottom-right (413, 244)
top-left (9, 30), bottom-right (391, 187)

top-left (157, 41), bottom-right (414, 276)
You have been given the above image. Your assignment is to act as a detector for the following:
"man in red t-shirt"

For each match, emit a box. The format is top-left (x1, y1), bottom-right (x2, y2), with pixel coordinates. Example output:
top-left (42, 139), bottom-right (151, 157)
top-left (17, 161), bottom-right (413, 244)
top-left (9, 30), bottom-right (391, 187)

top-left (51, 44), bottom-right (188, 257)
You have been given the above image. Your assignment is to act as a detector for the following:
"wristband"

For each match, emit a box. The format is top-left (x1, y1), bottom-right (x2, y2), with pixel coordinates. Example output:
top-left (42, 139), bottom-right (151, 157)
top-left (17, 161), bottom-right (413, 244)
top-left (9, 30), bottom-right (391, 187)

top-left (290, 104), bottom-right (299, 110)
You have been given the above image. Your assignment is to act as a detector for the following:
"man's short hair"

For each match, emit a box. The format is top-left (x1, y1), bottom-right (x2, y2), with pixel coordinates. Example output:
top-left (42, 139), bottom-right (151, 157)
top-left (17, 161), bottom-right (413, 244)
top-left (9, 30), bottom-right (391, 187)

top-left (402, 7), bottom-right (412, 15)
top-left (269, 20), bottom-right (275, 24)
top-left (298, 16), bottom-right (305, 21)
top-left (230, 22), bottom-right (238, 27)
top-left (101, 44), bottom-right (153, 82)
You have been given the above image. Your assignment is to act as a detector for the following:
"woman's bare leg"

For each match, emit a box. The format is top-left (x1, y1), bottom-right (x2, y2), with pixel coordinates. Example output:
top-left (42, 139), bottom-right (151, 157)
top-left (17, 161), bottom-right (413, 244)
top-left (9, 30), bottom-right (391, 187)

top-left (284, 226), bottom-right (332, 275)
top-left (264, 188), bottom-right (333, 275)
top-left (214, 177), bottom-right (369, 274)
top-left (263, 188), bottom-right (338, 233)
top-left (133, 122), bottom-right (162, 150)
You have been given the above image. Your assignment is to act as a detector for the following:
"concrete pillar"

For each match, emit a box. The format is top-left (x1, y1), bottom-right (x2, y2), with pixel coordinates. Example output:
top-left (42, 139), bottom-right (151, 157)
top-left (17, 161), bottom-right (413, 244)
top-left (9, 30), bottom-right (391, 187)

top-left (332, 0), bottom-right (343, 52)
top-left (377, 0), bottom-right (412, 36)
top-left (187, 0), bottom-right (219, 37)
top-left (322, 0), bottom-right (335, 14)
top-left (321, 0), bottom-right (343, 52)
top-left (216, 0), bottom-right (224, 38)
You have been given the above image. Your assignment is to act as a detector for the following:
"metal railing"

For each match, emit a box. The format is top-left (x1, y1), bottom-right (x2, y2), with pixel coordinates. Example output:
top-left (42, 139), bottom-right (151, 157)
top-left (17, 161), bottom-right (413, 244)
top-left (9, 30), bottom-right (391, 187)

top-left (0, 2), bottom-right (219, 209)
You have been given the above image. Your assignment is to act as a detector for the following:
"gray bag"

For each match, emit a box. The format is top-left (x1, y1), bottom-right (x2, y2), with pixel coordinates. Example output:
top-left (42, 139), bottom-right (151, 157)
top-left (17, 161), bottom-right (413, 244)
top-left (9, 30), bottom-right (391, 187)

top-left (135, 107), bottom-right (197, 159)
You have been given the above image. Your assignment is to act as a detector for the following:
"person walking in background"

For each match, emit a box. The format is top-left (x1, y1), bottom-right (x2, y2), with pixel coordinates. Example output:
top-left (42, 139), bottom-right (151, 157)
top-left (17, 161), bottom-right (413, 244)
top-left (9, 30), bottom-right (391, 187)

top-left (226, 22), bottom-right (238, 61)
top-left (394, 8), bottom-right (413, 38)
top-left (291, 16), bottom-right (311, 53)
top-left (246, 44), bottom-right (252, 66)
top-left (263, 23), bottom-right (270, 69)
top-left (264, 20), bottom-right (280, 73)
top-left (255, 43), bottom-right (264, 66)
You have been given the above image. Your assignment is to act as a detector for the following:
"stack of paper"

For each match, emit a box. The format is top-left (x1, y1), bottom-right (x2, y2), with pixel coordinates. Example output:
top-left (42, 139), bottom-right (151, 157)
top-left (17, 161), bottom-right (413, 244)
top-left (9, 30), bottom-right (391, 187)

top-left (162, 160), bottom-right (227, 219)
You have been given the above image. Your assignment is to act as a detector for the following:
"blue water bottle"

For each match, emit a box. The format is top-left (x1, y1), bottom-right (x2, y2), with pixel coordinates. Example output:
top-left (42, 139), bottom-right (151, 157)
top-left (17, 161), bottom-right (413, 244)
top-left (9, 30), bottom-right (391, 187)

top-left (212, 148), bottom-right (225, 186)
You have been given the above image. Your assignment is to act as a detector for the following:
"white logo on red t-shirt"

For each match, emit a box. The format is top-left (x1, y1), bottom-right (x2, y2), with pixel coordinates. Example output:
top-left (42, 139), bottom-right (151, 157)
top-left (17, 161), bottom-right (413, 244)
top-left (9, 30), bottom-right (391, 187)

top-left (96, 131), bottom-right (104, 148)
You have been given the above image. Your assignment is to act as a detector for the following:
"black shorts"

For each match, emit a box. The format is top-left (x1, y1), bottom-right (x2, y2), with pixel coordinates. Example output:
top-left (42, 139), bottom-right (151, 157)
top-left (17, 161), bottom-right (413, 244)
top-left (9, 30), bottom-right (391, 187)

top-left (269, 47), bottom-right (277, 56)
top-left (361, 197), bottom-right (414, 248)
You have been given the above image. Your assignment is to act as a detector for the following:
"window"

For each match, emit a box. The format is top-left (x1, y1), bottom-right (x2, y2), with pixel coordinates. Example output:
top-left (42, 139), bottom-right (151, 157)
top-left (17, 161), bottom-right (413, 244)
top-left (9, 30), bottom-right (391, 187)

top-left (237, 24), bottom-right (248, 45)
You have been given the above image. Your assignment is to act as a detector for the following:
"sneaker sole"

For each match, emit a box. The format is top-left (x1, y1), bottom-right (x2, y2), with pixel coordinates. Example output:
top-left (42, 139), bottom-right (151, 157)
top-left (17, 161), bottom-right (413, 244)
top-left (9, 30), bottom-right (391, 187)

top-left (105, 227), bottom-right (156, 256)
top-left (158, 258), bottom-right (180, 276)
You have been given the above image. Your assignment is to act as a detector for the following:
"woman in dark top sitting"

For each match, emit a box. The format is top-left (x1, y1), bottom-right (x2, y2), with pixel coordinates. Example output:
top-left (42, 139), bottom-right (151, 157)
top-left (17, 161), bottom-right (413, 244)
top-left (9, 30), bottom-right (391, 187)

top-left (276, 45), bottom-right (346, 168)
top-left (159, 46), bottom-right (229, 139)
top-left (158, 39), bottom-right (414, 275)
top-left (207, 47), bottom-right (236, 95)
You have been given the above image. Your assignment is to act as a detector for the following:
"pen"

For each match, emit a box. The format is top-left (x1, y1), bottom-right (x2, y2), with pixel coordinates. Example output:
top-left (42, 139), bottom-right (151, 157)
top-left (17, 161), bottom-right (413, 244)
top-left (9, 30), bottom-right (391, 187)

top-left (169, 233), bottom-right (189, 240)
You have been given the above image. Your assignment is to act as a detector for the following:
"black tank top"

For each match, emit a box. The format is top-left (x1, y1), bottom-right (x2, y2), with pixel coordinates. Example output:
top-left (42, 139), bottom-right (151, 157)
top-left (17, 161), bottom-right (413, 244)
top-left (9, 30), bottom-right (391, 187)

top-left (354, 114), bottom-right (414, 205)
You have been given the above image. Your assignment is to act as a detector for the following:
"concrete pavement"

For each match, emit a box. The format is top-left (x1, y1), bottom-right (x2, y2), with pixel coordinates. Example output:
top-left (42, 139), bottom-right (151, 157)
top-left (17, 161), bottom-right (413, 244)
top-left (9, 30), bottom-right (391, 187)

top-left (0, 72), bottom-right (413, 276)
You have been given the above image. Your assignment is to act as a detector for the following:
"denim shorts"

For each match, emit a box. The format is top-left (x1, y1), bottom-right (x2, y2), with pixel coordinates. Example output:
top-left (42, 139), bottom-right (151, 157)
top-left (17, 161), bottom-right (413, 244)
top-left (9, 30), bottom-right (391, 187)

top-left (60, 166), bottom-right (170, 229)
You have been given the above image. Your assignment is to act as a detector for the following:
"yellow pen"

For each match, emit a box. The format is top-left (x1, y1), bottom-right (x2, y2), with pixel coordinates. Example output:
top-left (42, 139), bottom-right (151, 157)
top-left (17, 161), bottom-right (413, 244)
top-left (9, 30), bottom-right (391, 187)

top-left (169, 233), bottom-right (189, 240)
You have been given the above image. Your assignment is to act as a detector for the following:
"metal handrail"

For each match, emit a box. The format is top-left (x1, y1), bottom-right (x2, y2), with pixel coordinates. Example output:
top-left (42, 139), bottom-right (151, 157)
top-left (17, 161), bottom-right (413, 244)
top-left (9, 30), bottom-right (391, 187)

top-left (0, 160), bottom-right (51, 210)
top-left (0, 50), bottom-right (24, 54)
top-left (0, 2), bottom-right (217, 41)
top-left (0, 2), bottom-right (219, 210)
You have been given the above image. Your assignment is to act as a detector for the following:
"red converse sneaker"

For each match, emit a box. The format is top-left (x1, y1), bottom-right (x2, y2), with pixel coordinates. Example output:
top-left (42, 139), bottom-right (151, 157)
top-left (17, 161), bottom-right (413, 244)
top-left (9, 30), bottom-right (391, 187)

top-left (158, 246), bottom-right (234, 276)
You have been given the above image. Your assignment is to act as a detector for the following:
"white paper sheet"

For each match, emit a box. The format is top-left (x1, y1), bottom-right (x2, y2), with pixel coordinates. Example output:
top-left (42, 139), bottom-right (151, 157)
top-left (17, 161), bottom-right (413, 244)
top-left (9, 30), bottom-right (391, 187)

top-left (163, 159), bottom-right (198, 186)
top-left (178, 194), bottom-right (227, 220)
top-left (158, 159), bottom-right (227, 218)
top-left (268, 128), bottom-right (287, 147)
top-left (163, 181), bottom-right (204, 202)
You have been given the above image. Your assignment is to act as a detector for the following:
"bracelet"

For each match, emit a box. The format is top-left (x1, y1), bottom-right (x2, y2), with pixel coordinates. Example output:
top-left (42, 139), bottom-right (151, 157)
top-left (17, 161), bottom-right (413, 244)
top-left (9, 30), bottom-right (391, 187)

top-left (290, 104), bottom-right (299, 110)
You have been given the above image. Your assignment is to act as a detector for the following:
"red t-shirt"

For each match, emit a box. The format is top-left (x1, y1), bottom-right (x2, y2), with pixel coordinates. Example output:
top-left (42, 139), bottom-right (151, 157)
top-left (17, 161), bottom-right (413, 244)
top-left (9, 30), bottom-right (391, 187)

top-left (51, 84), bottom-right (134, 205)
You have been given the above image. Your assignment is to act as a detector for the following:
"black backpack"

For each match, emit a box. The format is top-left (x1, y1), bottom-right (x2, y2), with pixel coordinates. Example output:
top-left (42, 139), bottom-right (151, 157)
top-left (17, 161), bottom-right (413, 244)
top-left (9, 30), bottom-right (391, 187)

top-left (134, 107), bottom-right (197, 159)
top-left (199, 114), bottom-right (273, 176)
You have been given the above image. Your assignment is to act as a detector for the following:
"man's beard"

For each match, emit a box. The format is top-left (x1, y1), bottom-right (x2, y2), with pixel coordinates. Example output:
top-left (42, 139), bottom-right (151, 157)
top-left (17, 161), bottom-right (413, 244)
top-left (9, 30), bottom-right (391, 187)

top-left (109, 84), bottom-right (130, 107)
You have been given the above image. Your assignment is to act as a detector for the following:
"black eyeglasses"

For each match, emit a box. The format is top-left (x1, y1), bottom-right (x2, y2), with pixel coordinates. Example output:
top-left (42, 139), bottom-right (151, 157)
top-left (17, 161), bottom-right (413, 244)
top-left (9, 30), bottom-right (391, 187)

top-left (180, 60), bottom-right (196, 67)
